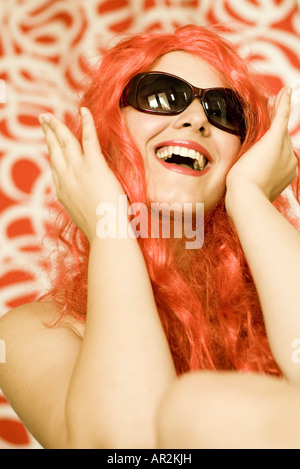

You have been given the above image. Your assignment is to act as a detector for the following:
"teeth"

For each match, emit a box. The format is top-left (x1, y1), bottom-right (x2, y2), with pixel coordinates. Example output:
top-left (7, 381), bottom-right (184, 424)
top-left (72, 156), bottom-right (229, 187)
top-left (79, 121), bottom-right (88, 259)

top-left (193, 159), bottom-right (201, 170)
top-left (180, 147), bottom-right (189, 157)
top-left (156, 146), bottom-right (208, 170)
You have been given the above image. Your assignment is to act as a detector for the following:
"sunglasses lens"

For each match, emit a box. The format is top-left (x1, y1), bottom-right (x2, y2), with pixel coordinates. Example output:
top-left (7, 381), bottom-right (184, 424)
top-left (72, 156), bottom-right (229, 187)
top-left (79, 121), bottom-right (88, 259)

top-left (203, 89), bottom-right (245, 134)
top-left (136, 74), bottom-right (191, 113)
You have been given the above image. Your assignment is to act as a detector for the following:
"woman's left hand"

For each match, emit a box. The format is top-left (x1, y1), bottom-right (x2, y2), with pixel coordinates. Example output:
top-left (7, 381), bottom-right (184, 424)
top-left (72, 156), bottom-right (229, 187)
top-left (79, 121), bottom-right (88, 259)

top-left (225, 87), bottom-right (297, 208)
top-left (223, 88), bottom-right (300, 383)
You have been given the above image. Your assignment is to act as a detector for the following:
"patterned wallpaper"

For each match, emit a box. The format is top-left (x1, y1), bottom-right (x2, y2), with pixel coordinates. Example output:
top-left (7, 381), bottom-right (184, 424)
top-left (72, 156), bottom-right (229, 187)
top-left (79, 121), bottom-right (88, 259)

top-left (0, 0), bottom-right (299, 449)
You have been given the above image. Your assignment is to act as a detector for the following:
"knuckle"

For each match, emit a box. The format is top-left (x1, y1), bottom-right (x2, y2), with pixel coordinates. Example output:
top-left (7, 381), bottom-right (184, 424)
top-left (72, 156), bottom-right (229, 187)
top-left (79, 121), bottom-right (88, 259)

top-left (290, 152), bottom-right (298, 166)
top-left (82, 128), bottom-right (95, 143)
top-left (292, 158), bottom-right (298, 170)
top-left (288, 159), bottom-right (298, 180)
top-left (59, 137), bottom-right (71, 149)
top-left (281, 108), bottom-right (290, 120)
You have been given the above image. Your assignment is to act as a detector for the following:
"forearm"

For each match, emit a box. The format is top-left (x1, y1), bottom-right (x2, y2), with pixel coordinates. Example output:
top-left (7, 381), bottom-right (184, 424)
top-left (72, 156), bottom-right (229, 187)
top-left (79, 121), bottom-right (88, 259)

top-left (226, 182), bottom-right (300, 382)
top-left (65, 217), bottom-right (176, 448)
top-left (39, 110), bottom-right (176, 448)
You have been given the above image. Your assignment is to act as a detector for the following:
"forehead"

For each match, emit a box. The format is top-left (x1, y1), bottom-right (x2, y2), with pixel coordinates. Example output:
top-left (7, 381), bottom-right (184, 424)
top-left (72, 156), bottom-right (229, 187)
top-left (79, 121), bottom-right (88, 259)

top-left (149, 51), bottom-right (227, 89)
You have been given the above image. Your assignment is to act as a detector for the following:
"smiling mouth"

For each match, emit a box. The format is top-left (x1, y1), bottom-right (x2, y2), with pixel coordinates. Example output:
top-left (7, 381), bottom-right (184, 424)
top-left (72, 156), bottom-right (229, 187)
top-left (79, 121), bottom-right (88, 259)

top-left (155, 145), bottom-right (209, 172)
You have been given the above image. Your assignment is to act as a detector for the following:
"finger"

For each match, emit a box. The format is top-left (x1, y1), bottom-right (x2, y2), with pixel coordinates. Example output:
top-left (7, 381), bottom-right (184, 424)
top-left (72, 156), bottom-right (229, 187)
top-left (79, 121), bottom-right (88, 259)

top-left (80, 107), bottom-right (102, 160)
top-left (286, 131), bottom-right (298, 166)
top-left (39, 117), bottom-right (67, 171)
top-left (270, 87), bottom-right (292, 136)
top-left (51, 168), bottom-right (61, 192)
top-left (270, 87), bottom-right (286, 123)
top-left (40, 113), bottom-right (83, 164)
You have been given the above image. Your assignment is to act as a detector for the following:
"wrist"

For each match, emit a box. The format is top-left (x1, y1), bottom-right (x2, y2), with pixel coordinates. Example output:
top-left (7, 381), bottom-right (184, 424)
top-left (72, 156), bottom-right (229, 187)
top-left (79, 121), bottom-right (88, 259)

top-left (86, 195), bottom-right (132, 245)
top-left (225, 179), bottom-right (267, 219)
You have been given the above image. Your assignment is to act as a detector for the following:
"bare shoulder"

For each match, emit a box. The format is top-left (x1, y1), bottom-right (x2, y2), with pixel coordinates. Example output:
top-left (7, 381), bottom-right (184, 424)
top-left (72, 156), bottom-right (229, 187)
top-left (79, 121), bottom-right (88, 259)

top-left (0, 300), bottom-right (85, 448)
top-left (0, 299), bottom-right (85, 338)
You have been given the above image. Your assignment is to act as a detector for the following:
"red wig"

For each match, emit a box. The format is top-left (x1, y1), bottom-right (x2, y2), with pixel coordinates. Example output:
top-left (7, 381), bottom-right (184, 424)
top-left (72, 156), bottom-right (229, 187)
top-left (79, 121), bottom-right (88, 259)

top-left (41, 25), bottom-right (300, 376)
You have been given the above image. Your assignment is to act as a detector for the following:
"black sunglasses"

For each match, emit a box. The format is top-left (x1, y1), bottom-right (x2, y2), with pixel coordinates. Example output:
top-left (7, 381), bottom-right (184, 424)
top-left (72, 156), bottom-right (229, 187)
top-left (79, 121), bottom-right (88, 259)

top-left (121, 72), bottom-right (246, 138)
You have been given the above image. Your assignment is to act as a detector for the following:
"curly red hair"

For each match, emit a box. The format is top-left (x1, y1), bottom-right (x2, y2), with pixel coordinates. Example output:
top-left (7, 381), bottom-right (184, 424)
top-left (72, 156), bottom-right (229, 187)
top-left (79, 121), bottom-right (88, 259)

top-left (41, 25), bottom-right (300, 376)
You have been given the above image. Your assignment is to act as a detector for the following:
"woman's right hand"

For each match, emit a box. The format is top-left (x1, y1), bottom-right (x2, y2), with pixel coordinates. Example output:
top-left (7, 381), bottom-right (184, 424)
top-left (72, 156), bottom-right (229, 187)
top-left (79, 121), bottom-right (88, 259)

top-left (39, 108), bottom-right (126, 243)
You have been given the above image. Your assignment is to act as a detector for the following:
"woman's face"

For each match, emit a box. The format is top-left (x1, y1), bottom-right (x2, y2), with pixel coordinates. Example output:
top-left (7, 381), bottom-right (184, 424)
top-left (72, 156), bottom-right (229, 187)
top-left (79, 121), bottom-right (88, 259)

top-left (122, 51), bottom-right (242, 213)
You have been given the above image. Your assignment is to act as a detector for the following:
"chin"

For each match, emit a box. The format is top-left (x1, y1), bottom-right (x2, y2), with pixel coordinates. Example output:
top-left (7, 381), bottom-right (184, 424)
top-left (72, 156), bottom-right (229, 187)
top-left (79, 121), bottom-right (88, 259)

top-left (146, 182), bottom-right (225, 214)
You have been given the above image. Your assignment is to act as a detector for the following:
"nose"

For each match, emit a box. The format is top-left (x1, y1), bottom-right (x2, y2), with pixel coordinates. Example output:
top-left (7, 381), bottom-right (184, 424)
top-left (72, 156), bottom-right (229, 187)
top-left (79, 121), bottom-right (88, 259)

top-left (172, 98), bottom-right (210, 135)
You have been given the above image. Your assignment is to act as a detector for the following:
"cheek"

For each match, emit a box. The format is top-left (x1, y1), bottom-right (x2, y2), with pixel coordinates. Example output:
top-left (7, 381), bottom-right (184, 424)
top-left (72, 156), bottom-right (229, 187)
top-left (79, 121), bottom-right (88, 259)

top-left (122, 108), bottom-right (168, 152)
top-left (219, 136), bottom-right (242, 169)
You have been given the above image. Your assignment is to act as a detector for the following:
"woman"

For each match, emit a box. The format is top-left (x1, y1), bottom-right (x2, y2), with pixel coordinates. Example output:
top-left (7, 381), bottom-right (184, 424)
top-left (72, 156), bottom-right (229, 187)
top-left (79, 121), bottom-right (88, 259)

top-left (0, 24), bottom-right (299, 449)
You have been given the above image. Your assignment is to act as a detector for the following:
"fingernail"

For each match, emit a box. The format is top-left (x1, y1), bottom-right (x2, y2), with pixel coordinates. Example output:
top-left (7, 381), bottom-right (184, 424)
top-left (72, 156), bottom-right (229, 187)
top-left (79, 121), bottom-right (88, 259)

top-left (39, 113), bottom-right (50, 124)
top-left (80, 107), bottom-right (88, 116)
top-left (286, 88), bottom-right (292, 97)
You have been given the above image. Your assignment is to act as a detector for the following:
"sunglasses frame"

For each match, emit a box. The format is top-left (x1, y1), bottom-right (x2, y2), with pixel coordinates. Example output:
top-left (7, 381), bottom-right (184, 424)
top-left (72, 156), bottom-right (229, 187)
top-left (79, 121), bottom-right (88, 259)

top-left (121, 71), bottom-right (246, 138)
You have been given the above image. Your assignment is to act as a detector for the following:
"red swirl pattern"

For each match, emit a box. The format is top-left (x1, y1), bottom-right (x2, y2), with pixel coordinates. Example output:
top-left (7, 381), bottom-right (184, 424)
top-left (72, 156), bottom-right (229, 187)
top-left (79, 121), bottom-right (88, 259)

top-left (0, 0), bottom-right (299, 449)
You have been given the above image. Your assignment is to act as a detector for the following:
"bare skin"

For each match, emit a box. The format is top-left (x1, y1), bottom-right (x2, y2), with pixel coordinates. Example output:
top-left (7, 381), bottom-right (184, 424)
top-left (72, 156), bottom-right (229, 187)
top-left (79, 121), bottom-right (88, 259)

top-left (0, 52), bottom-right (299, 449)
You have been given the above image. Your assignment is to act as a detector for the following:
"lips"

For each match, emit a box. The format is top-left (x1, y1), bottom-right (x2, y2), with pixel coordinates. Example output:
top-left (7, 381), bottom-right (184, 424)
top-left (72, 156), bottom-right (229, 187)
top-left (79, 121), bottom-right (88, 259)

top-left (153, 139), bottom-right (212, 177)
